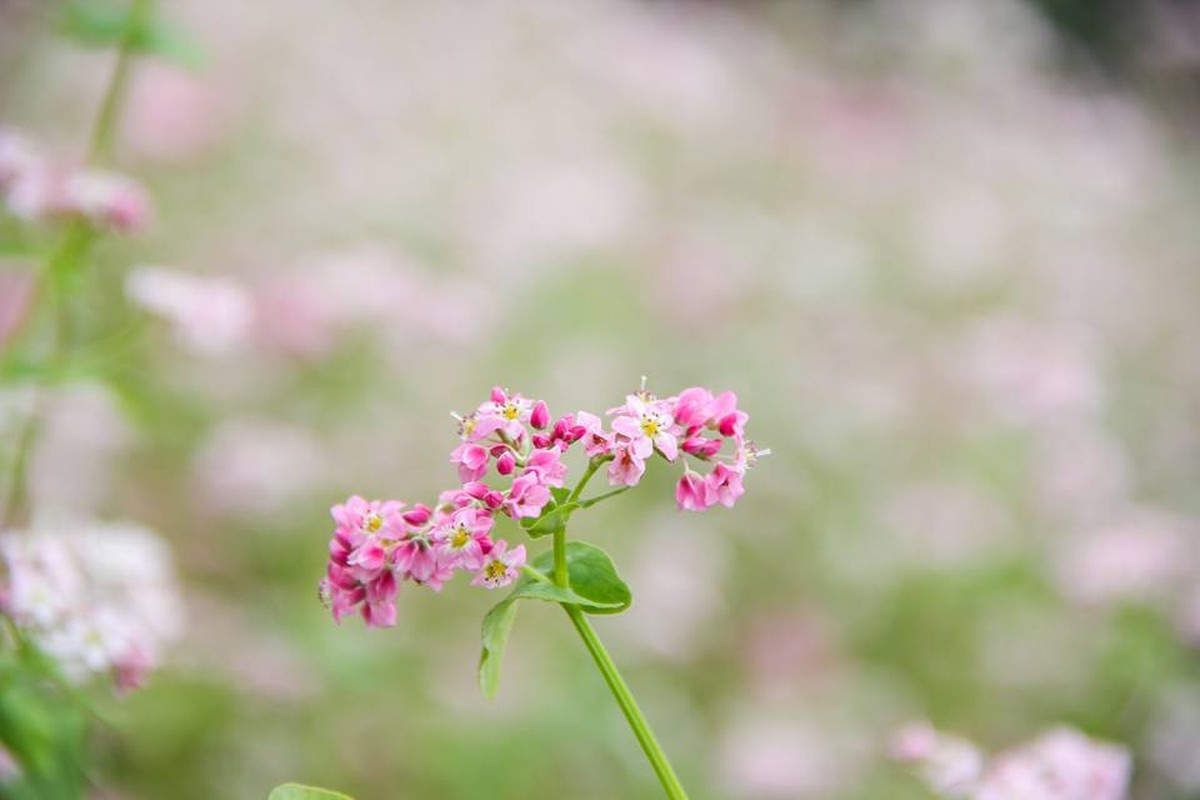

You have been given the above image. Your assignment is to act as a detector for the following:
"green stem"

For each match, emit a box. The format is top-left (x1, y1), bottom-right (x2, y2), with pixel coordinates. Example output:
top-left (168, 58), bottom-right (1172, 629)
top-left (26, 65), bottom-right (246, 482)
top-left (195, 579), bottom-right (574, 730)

top-left (563, 605), bottom-right (689, 800)
top-left (87, 0), bottom-right (154, 163)
top-left (567, 458), bottom-right (604, 504)
top-left (1, 0), bottom-right (149, 527)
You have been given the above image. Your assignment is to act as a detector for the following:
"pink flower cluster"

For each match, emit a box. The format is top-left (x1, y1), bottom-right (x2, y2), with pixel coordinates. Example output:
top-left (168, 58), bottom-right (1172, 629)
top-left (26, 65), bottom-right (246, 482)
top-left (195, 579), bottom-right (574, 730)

top-left (0, 127), bottom-right (151, 233)
top-left (891, 722), bottom-right (1131, 800)
top-left (320, 383), bottom-right (763, 627)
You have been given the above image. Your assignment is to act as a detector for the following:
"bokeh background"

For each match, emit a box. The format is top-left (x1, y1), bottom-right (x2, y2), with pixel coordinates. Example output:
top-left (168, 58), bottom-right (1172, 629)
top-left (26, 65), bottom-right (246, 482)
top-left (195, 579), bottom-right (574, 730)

top-left (3, 0), bottom-right (1200, 797)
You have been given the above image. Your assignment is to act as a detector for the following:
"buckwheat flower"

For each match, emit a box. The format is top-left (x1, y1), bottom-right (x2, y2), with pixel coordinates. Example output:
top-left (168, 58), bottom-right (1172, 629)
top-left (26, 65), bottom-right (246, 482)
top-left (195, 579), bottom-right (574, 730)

top-left (5, 166), bottom-right (60, 222)
top-left (394, 536), bottom-right (439, 583)
top-left (672, 386), bottom-right (715, 429)
top-left (331, 496), bottom-right (406, 544)
top-left (60, 169), bottom-right (152, 233)
top-left (472, 540), bottom-right (526, 589)
top-left (706, 463), bottom-right (745, 509)
top-left (496, 450), bottom-right (516, 475)
top-left (478, 387), bottom-right (533, 439)
top-left (608, 442), bottom-right (647, 487)
top-left (0, 128), bottom-right (39, 190)
top-left (977, 728), bottom-right (1130, 800)
top-left (576, 411), bottom-right (615, 458)
top-left (431, 508), bottom-right (494, 570)
top-left (0, 520), bottom-right (182, 692)
top-left (504, 473), bottom-right (552, 519)
top-left (126, 266), bottom-right (253, 355)
top-left (523, 448), bottom-right (568, 487)
top-left (676, 471), bottom-right (713, 511)
top-left (889, 721), bottom-right (982, 797)
top-left (450, 441), bottom-right (490, 482)
top-left (612, 394), bottom-right (679, 461)
top-left (711, 391), bottom-right (748, 439)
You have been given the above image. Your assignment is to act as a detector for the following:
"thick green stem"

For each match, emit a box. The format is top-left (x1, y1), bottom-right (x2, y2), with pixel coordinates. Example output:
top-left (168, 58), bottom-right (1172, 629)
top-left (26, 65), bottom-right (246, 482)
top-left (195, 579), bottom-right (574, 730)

top-left (563, 605), bottom-right (689, 800)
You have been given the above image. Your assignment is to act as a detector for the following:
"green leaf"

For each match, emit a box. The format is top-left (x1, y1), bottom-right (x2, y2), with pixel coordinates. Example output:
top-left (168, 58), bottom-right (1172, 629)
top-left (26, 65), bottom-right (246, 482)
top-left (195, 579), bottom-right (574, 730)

top-left (518, 500), bottom-right (578, 538)
top-left (510, 576), bottom-right (625, 611)
top-left (549, 486), bottom-right (572, 504)
top-left (268, 784), bottom-right (355, 800)
top-left (477, 597), bottom-right (519, 700)
top-left (527, 542), bottom-right (631, 615)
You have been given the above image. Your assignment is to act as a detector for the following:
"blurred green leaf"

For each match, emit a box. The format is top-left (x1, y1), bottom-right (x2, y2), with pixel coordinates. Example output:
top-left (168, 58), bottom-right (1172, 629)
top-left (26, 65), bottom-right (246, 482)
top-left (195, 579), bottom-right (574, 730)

top-left (478, 597), bottom-right (519, 700)
top-left (526, 542), bottom-right (631, 615)
top-left (268, 785), bottom-right (355, 800)
top-left (60, 0), bottom-right (205, 68)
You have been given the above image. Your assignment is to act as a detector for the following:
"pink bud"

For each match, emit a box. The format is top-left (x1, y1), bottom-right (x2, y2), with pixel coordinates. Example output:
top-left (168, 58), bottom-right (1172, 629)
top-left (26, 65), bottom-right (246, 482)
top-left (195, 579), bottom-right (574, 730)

top-left (490, 386), bottom-right (507, 403)
top-left (462, 481), bottom-right (489, 499)
top-left (531, 400), bottom-right (550, 429)
top-left (402, 504), bottom-right (431, 526)
top-left (683, 436), bottom-right (723, 459)
top-left (483, 491), bottom-right (505, 509)
top-left (718, 414), bottom-right (739, 437)
top-left (489, 444), bottom-right (510, 457)
top-left (496, 451), bottom-right (516, 475)
top-left (532, 433), bottom-right (552, 449)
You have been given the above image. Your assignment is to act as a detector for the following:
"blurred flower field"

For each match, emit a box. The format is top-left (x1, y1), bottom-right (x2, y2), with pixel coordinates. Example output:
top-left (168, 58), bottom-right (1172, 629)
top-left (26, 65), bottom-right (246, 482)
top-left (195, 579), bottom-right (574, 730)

top-left (1, 0), bottom-right (1200, 797)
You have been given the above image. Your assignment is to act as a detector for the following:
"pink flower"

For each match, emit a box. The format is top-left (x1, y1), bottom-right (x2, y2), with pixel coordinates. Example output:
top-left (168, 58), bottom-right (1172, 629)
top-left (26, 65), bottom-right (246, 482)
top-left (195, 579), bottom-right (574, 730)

top-left (711, 390), bottom-right (748, 439)
top-left (125, 266), bottom-right (253, 355)
top-left (431, 508), bottom-right (494, 570)
top-left (675, 472), bottom-right (713, 511)
top-left (504, 474), bottom-right (552, 518)
top-left (977, 728), bottom-right (1131, 800)
top-left (61, 169), bottom-right (152, 233)
top-left (611, 394), bottom-right (679, 460)
top-left (706, 463), bottom-right (745, 509)
top-left (576, 411), bottom-right (614, 457)
top-left (331, 496), bottom-right (406, 544)
top-left (673, 386), bottom-right (715, 429)
top-left (523, 448), bottom-right (568, 487)
top-left (450, 442), bottom-right (490, 482)
top-left (472, 540), bottom-right (526, 589)
top-left (607, 442), bottom-right (647, 487)
top-left (496, 450), bottom-right (516, 475)
top-left (477, 387), bottom-right (533, 439)
top-left (0, 128), bottom-right (38, 190)
top-left (394, 537), bottom-right (439, 583)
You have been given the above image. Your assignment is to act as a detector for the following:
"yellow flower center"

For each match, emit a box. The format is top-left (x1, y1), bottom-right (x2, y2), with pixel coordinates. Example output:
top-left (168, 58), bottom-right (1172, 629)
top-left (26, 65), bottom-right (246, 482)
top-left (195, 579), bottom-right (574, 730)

top-left (484, 560), bottom-right (507, 581)
top-left (364, 513), bottom-right (383, 532)
top-left (641, 417), bottom-right (659, 437)
top-left (502, 402), bottom-right (520, 420)
top-left (451, 528), bottom-right (471, 549)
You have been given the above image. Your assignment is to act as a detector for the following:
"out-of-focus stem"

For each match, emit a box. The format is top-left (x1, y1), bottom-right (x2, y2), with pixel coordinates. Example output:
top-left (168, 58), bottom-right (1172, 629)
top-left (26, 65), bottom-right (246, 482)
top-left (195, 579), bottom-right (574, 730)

top-left (87, 0), bottom-right (154, 163)
top-left (1, 0), bottom-right (151, 528)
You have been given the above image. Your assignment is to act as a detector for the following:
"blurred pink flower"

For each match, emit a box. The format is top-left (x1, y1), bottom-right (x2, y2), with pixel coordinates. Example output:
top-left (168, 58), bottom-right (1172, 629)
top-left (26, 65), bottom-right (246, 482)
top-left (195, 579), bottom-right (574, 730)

top-left (192, 419), bottom-right (324, 518)
top-left (126, 265), bottom-right (253, 355)
top-left (978, 728), bottom-right (1131, 800)
top-left (1054, 510), bottom-right (1191, 608)
top-left (124, 64), bottom-right (231, 163)
top-left (893, 723), bottom-right (1131, 800)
